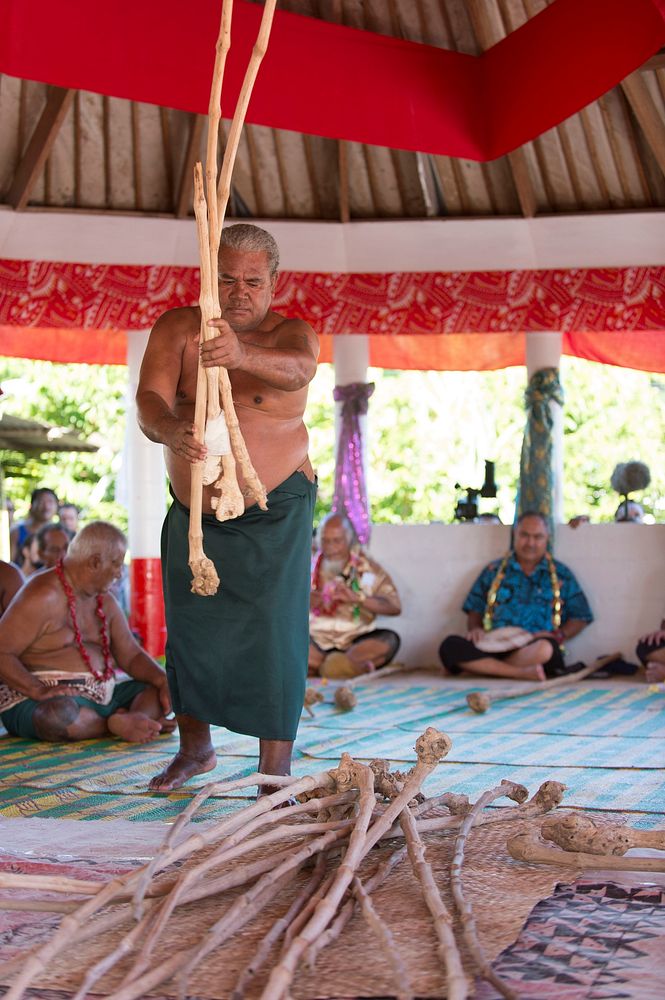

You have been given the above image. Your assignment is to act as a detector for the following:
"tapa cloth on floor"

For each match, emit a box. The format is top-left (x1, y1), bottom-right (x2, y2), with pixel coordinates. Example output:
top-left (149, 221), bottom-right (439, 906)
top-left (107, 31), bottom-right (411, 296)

top-left (477, 880), bottom-right (665, 999)
top-left (161, 472), bottom-right (316, 741)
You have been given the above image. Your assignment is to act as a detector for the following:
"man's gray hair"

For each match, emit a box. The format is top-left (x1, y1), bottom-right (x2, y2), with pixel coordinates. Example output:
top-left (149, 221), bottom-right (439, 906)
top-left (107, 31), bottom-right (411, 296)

top-left (220, 223), bottom-right (279, 276)
top-left (67, 521), bottom-right (126, 561)
top-left (317, 512), bottom-right (356, 547)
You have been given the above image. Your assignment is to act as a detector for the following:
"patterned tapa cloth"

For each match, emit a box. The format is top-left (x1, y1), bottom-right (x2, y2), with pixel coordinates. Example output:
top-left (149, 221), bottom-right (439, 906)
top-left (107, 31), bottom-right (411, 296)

top-left (517, 366), bottom-right (564, 539)
top-left (0, 672), bottom-right (115, 713)
top-left (478, 881), bottom-right (665, 998)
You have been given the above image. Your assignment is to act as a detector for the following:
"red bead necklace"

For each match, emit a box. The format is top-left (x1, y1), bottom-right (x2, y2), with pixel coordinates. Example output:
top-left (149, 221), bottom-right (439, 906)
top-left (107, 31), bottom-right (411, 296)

top-left (55, 559), bottom-right (115, 681)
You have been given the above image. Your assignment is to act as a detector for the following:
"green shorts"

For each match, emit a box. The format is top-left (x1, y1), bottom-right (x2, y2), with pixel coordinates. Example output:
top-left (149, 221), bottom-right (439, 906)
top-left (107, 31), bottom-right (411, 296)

top-left (162, 471), bottom-right (316, 741)
top-left (0, 679), bottom-right (147, 740)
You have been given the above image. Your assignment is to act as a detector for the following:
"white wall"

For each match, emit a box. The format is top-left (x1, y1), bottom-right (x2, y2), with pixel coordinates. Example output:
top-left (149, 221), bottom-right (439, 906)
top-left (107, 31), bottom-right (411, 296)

top-left (2, 208), bottom-right (664, 269)
top-left (368, 523), bottom-right (665, 667)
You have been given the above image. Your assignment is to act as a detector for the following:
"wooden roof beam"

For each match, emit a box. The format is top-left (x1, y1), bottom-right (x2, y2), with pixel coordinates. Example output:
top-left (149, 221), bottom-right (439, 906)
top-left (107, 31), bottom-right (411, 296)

top-left (466, 0), bottom-right (536, 217)
top-left (641, 48), bottom-right (665, 72)
top-left (621, 70), bottom-right (665, 177)
top-left (7, 85), bottom-right (74, 210)
top-left (338, 140), bottom-right (350, 223)
top-left (175, 112), bottom-right (205, 218)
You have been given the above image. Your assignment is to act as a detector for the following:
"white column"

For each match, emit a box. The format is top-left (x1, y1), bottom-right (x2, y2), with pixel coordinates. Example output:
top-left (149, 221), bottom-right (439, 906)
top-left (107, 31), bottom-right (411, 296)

top-left (125, 331), bottom-right (167, 655)
top-left (126, 332), bottom-right (167, 557)
top-left (525, 331), bottom-right (564, 524)
top-left (332, 334), bottom-right (370, 481)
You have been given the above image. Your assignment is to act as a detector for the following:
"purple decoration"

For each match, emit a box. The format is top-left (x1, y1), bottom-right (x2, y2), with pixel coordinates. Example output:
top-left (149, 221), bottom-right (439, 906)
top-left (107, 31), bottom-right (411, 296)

top-left (331, 382), bottom-right (375, 544)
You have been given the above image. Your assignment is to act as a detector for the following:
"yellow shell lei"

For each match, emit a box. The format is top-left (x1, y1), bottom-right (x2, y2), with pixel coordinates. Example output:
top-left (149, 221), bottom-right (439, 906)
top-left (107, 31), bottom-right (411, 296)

top-left (483, 551), bottom-right (562, 632)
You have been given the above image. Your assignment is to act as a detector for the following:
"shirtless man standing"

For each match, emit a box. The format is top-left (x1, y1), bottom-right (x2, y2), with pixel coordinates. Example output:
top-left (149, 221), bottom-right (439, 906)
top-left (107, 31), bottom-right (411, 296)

top-left (136, 224), bottom-right (318, 792)
top-left (0, 522), bottom-right (173, 742)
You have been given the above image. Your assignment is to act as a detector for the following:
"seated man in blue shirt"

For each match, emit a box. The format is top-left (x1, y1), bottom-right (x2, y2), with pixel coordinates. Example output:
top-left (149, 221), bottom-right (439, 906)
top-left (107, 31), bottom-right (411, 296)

top-left (439, 511), bottom-right (593, 681)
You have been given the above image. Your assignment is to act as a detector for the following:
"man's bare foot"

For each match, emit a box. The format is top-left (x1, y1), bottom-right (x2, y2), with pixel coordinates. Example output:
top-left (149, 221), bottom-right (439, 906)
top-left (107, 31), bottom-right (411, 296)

top-left (148, 749), bottom-right (217, 791)
top-left (646, 661), bottom-right (665, 683)
top-left (108, 711), bottom-right (165, 743)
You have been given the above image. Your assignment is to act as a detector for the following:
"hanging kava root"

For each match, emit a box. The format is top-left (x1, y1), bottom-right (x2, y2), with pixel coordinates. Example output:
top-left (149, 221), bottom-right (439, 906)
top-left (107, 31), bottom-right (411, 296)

top-left (187, 0), bottom-right (275, 596)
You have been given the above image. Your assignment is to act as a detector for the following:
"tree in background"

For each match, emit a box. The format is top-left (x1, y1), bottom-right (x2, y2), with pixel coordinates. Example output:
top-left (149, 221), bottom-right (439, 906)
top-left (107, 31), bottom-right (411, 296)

top-left (0, 359), bottom-right (128, 531)
top-left (1, 356), bottom-right (663, 532)
top-left (308, 359), bottom-right (665, 527)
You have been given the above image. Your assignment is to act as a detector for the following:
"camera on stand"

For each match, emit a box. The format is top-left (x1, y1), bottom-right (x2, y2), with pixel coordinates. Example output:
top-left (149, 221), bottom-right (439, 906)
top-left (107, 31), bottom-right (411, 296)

top-left (454, 461), bottom-right (498, 522)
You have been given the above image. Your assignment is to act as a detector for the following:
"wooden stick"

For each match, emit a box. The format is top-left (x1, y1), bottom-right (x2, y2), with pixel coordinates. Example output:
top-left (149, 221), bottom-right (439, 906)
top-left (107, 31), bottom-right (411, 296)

top-left (400, 805), bottom-right (468, 1000)
top-left (305, 844), bottom-right (408, 968)
top-left (207, 0), bottom-right (277, 512)
top-left (466, 651), bottom-right (624, 713)
top-left (352, 875), bottom-right (414, 1000)
top-left (0, 874), bottom-right (105, 895)
top-left (304, 730), bottom-right (452, 971)
top-left (508, 831), bottom-right (665, 871)
top-left (348, 662), bottom-right (424, 687)
top-left (263, 757), bottom-right (378, 999)
top-left (541, 813), bottom-right (665, 856)
top-left (231, 854), bottom-right (329, 999)
top-left (450, 781), bottom-right (528, 1000)
top-left (108, 830), bottom-right (350, 1000)
top-left (214, 0), bottom-right (277, 247)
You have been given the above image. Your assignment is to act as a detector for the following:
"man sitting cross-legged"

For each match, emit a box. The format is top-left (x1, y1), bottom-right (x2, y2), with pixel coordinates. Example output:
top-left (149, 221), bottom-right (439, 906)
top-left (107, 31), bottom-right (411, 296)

top-left (439, 511), bottom-right (594, 681)
top-left (309, 513), bottom-right (401, 679)
top-left (636, 619), bottom-right (665, 683)
top-left (0, 521), bottom-right (174, 743)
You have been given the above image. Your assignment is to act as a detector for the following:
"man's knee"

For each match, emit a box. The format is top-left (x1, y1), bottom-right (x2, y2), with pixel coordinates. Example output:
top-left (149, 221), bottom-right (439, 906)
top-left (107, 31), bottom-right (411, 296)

top-left (33, 696), bottom-right (80, 741)
top-left (535, 638), bottom-right (556, 662)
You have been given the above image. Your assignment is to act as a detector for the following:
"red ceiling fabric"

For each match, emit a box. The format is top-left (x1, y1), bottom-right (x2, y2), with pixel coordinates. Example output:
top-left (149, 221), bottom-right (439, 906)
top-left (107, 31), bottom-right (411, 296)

top-left (1, 259), bottom-right (664, 373)
top-left (1, 0), bottom-right (663, 160)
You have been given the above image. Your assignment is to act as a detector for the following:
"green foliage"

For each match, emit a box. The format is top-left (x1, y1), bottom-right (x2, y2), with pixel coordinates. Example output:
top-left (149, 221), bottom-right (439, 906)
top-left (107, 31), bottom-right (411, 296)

top-left (1, 354), bottom-right (663, 536)
top-left (306, 359), bottom-right (665, 526)
top-left (0, 359), bottom-right (128, 530)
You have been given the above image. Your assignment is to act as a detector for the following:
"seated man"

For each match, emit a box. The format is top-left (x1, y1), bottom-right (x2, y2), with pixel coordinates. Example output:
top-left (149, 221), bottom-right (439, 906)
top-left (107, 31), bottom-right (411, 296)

top-left (636, 619), bottom-right (665, 683)
top-left (0, 560), bottom-right (23, 616)
top-left (439, 511), bottom-right (593, 680)
top-left (309, 513), bottom-right (401, 679)
top-left (36, 522), bottom-right (73, 569)
top-left (0, 521), bottom-right (174, 743)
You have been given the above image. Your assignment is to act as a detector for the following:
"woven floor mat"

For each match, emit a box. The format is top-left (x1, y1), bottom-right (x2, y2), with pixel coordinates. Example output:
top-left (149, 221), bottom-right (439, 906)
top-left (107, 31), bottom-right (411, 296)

top-left (298, 727), bottom-right (665, 768)
top-left (0, 783), bottom-right (249, 822)
top-left (398, 684), bottom-right (665, 737)
top-left (0, 815), bottom-right (579, 999)
top-left (300, 680), bottom-right (461, 729)
top-left (411, 761), bottom-right (665, 813)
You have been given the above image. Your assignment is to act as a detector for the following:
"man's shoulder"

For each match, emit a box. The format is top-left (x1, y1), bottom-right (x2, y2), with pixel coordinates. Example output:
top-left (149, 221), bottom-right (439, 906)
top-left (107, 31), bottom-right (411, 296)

top-left (151, 305), bottom-right (199, 339)
top-left (551, 558), bottom-right (576, 578)
top-left (0, 560), bottom-right (22, 585)
top-left (481, 557), bottom-right (504, 576)
top-left (266, 311), bottom-right (318, 345)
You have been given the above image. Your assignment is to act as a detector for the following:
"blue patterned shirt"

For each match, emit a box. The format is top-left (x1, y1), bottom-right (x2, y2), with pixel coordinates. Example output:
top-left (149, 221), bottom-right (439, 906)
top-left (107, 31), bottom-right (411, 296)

top-left (463, 555), bottom-right (593, 632)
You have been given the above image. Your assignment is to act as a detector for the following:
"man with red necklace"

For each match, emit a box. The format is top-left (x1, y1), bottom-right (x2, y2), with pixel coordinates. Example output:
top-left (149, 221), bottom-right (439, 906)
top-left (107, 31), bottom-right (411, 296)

top-left (0, 522), bottom-right (174, 743)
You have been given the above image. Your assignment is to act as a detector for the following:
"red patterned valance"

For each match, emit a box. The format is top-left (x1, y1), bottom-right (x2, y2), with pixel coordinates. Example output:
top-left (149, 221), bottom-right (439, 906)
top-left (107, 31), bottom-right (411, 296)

top-left (0, 260), bottom-right (664, 372)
